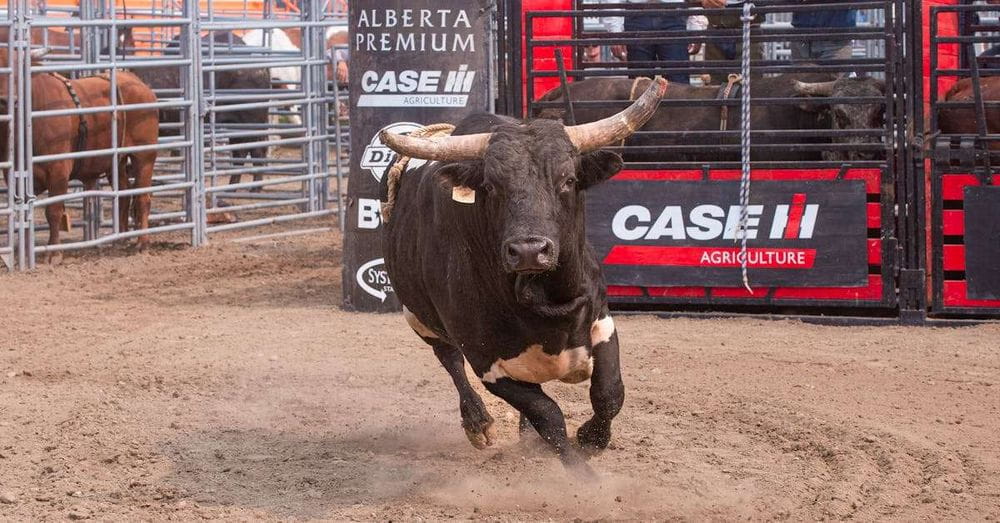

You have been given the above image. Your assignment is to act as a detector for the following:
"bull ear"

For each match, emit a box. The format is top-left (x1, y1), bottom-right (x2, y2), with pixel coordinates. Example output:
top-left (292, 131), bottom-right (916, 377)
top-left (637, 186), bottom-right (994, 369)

top-left (578, 150), bottom-right (623, 190)
top-left (436, 162), bottom-right (485, 190)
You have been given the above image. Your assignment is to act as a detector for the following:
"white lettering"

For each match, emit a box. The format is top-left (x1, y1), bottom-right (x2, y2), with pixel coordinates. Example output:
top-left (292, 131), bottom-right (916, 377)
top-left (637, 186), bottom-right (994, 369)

top-left (647, 206), bottom-right (686, 240)
top-left (800, 204), bottom-right (819, 239)
top-left (396, 33), bottom-right (415, 51)
top-left (611, 205), bottom-right (650, 241)
top-left (770, 204), bottom-right (789, 239)
top-left (686, 204), bottom-right (724, 241)
top-left (358, 198), bottom-right (381, 230)
top-left (417, 71), bottom-right (441, 92)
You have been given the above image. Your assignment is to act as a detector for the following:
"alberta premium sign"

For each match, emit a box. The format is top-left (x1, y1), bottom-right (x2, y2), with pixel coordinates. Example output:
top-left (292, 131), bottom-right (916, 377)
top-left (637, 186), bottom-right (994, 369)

top-left (343, 0), bottom-right (490, 312)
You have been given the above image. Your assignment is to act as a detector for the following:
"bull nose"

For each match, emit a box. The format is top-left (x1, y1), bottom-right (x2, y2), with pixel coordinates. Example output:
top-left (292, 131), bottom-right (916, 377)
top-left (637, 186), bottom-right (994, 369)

top-left (504, 236), bottom-right (556, 272)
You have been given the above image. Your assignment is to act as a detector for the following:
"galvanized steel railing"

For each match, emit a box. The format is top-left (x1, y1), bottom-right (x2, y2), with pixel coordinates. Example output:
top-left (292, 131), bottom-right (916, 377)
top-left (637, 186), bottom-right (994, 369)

top-left (0, 0), bottom-right (346, 270)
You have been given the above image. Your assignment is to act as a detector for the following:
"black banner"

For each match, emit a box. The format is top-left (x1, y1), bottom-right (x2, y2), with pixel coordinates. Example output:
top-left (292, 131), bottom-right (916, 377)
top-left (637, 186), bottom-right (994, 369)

top-left (963, 186), bottom-right (1000, 300)
top-left (586, 180), bottom-right (869, 287)
top-left (343, 1), bottom-right (491, 312)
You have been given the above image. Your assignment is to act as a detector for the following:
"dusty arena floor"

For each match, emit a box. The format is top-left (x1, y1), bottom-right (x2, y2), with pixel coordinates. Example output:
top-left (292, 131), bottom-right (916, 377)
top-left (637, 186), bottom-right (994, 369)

top-left (1, 229), bottom-right (999, 521)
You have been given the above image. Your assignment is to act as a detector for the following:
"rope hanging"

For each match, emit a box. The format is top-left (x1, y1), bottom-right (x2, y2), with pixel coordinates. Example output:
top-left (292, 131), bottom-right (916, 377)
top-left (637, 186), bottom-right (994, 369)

top-left (736, 1), bottom-right (755, 294)
top-left (381, 123), bottom-right (456, 223)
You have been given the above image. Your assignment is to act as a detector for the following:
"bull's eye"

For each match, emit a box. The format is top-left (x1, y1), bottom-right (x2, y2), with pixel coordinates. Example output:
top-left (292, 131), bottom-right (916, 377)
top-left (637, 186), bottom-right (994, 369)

top-left (560, 177), bottom-right (577, 192)
top-left (481, 181), bottom-right (495, 193)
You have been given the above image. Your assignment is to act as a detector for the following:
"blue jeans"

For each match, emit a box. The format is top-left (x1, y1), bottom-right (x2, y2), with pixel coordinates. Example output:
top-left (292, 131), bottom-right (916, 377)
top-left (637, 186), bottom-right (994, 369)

top-left (790, 40), bottom-right (854, 62)
top-left (625, 16), bottom-right (690, 85)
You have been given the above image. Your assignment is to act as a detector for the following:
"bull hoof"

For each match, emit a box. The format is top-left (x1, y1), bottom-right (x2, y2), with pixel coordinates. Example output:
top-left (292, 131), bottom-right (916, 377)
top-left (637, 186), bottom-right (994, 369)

top-left (45, 251), bottom-right (64, 265)
top-left (464, 420), bottom-right (496, 450)
top-left (561, 448), bottom-right (599, 480)
top-left (576, 418), bottom-right (612, 452)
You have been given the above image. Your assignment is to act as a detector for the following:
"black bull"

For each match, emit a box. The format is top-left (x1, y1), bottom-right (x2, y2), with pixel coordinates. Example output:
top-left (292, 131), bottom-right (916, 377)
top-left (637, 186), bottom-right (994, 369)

top-left (378, 78), bottom-right (669, 476)
top-left (534, 74), bottom-right (887, 163)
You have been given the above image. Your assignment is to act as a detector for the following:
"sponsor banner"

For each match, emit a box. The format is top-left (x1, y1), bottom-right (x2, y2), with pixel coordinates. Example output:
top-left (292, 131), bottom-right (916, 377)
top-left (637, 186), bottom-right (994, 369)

top-left (963, 186), bottom-right (1000, 300)
top-left (344, 0), bottom-right (490, 312)
top-left (587, 180), bottom-right (870, 288)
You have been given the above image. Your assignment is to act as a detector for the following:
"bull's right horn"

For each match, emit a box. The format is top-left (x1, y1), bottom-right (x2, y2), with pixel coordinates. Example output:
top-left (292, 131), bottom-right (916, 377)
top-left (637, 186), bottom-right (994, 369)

top-left (793, 80), bottom-right (836, 97)
top-left (564, 76), bottom-right (668, 153)
top-left (379, 130), bottom-right (492, 162)
top-left (29, 47), bottom-right (51, 59)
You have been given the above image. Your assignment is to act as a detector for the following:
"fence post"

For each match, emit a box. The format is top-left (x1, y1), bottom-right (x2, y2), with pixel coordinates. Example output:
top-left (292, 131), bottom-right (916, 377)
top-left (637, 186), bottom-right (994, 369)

top-left (900, 0), bottom-right (928, 324)
top-left (11, 0), bottom-right (29, 270)
top-left (185, 0), bottom-right (207, 247)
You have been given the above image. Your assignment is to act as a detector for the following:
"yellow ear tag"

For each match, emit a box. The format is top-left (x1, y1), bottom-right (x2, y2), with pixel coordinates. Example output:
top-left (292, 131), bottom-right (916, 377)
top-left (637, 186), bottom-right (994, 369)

top-left (452, 186), bottom-right (476, 204)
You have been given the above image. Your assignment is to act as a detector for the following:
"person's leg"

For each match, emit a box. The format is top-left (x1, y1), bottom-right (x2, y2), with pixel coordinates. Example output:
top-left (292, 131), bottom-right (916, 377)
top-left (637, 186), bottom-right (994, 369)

top-left (704, 40), bottom-right (726, 85)
top-left (625, 17), bottom-right (655, 79)
top-left (626, 43), bottom-right (655, 79)
top-left (656, 16), bottom-right (691, 85)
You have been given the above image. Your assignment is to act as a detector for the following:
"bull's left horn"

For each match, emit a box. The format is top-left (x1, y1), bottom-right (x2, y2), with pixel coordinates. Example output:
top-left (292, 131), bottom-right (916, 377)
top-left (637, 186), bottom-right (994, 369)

top-left (793, 80), bottom-right (836, 97)
top-left (564, 75), bottom-right (668, 154)
top-left (30, 47), bottom-right (52, 59)
top-left (379, 130), bottom-right (492, 162)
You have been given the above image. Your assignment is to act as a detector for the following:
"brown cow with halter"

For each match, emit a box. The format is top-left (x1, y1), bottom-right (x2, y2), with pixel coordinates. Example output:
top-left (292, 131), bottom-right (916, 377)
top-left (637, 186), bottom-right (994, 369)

top-left (0, 47), bottom-right (159, 261)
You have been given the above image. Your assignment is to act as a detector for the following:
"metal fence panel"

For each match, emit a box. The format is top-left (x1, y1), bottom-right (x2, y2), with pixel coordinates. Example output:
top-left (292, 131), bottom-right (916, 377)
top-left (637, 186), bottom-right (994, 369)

top-left (1, 0), bottom-right (346, 270)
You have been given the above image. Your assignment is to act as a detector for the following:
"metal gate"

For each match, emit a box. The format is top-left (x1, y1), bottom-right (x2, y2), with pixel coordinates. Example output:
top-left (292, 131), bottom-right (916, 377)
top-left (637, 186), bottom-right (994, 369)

top-left (0, 0), bottom-right (345, 270)
top-left (499, 0), bottom-right (922, 316)
top-left (928, 1), bottom-right (1000, 317)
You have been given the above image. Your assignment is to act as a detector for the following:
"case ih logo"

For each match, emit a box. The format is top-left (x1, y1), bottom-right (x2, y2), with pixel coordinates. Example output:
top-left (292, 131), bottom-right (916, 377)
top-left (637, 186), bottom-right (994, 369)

top-left (360, 122), bottom-right (427, 182)
top-left (357, 66), bottom-right (477, 107)
top-left (586, 179), bottom-right (870, 287)
top-left (608, 194), bottom-right (819, 269)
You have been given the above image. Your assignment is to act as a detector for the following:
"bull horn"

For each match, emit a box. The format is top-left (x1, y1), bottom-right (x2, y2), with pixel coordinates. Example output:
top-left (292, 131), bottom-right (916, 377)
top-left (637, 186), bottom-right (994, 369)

top-left (564, 76), bottom-right (668, 153)
top-left (793, 80), bottom-right (836, 97)
top-left (30, 47), bottom-right (51, 59)
top-left (379, 130), bottom-right (491, 162)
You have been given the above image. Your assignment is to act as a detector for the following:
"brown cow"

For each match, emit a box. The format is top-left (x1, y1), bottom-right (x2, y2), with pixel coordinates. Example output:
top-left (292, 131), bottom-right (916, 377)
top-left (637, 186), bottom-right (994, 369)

top-left (0, 48), bottom-right (160, 261)
top-left (0, 27), bottom-right (77, 50)
top-left (939, 76), bottom-right (1000, 150)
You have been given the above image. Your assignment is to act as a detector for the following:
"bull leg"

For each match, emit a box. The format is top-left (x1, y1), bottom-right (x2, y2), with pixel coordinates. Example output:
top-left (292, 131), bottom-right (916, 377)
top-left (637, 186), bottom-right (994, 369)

top-left (577, 318), bottom-right (625, 452)
top-left (81, 178), bottom-right (99, 242)
top-left (129, 152), bottom-right (156, 250)
top-left (249, 146), bottom-right (266, 192)
top-left (115, 158), bottom-right (131, 235)
top-left (430, 341), bottom-right (496, 450)
top-left (41, 164), bottom-right (71, 265)
top-left (483, 378), bottom-right (595, 478)
top-left (519, 413), bottom-right (535, 436)
top-left (227, 150), bottom-right (246, 187)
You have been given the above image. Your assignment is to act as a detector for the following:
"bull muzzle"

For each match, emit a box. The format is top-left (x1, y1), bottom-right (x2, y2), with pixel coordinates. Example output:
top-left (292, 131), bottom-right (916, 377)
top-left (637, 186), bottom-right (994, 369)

top-left (504, 236), bottom-right (556, 273)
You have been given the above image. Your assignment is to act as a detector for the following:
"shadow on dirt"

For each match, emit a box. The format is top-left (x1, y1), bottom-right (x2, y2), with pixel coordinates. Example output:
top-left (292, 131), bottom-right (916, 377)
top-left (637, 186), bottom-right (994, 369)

top-left (158, 425), bottom-right (471, 519)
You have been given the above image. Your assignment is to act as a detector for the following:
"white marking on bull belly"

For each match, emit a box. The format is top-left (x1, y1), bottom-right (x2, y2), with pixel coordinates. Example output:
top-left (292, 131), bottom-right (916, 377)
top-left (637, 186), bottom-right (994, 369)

top-left (402, 306), bottom-right (438, 339)
top-left (482, 344), bottom-right (592, 384)
top-left (591, 316), bottom-right (616, 346)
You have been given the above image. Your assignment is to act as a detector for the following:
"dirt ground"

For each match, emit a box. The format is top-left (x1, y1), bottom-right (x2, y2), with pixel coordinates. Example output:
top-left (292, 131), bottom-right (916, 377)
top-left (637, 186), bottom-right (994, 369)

top-left (1, 227), bottom-right (998, 522)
